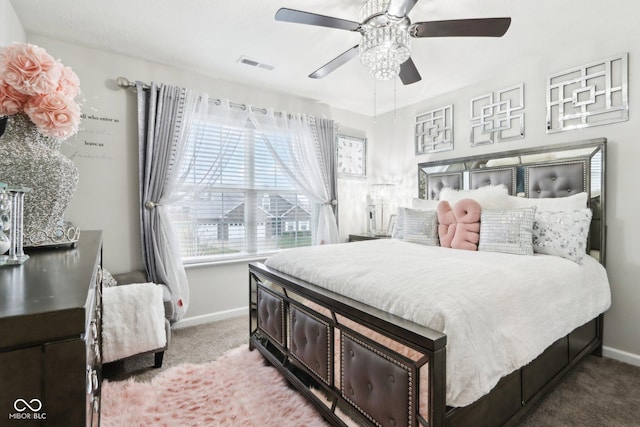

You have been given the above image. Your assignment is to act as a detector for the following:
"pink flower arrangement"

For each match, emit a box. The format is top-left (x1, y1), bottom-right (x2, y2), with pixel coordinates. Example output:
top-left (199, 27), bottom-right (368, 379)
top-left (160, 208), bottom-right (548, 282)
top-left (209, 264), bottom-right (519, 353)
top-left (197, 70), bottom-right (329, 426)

top-left (0, 43), bottom-right (81, 140)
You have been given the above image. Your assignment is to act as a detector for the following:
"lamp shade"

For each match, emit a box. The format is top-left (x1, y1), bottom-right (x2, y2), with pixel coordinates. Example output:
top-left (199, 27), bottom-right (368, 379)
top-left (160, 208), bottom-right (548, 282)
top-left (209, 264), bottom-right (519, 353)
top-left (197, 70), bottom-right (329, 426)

top-left (370, 183), bottom-right (394, 203)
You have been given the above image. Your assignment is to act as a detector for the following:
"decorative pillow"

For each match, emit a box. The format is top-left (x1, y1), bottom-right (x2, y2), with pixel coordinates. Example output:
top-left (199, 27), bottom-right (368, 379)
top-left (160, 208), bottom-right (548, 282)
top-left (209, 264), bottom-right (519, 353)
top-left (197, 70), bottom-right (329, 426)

top-left (532, 209), bottom-right (592, 263)
top-left (391, 207), bottom-right (407, 239)
top-left (102, 268), bottom-right (119, 287)
top-left (412, 198), bottom-right (440, 210)
top-left (479, 207), bottom-right (537, 255)
top-left (440, 185), bottom-right (511, 210)
top-left (395, 203), bottom-right (439, 239)
top-left (400, 207), bottom-right (439, 246)
top-left (508, 192), bottom-right (587, 211)
top-left (437, 199), bottom-right (481, 251)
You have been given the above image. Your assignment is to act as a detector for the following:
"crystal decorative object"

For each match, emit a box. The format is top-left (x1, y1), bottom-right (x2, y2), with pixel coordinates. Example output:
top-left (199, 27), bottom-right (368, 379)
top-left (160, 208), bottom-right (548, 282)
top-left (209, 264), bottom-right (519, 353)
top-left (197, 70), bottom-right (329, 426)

top-left (0, 114), bottom-right (80, 247)
top-left (0, 186), bottom-right (9, 255)
top-left (0, 183), bottom-right (30, 266)
top-left (0, 227), bottom-right (9, 255)
top-left (0, 185), bottom-right (10, 233)
top-left (369, 183), bottom-right (395, 234)
top-left (358, 0), bottom-right (411, 80)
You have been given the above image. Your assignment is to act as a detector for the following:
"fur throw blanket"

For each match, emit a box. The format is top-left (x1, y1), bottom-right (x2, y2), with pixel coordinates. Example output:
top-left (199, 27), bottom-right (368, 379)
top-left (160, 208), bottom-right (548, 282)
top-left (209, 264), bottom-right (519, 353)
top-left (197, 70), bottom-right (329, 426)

top-left (102, 283), bottom-right (166, 363)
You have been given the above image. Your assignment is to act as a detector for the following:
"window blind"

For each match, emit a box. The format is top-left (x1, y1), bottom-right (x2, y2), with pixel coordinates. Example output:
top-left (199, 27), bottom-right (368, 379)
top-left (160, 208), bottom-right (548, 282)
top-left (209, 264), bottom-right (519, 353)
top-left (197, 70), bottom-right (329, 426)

top-left (169, 120), bottom-right (312, 261)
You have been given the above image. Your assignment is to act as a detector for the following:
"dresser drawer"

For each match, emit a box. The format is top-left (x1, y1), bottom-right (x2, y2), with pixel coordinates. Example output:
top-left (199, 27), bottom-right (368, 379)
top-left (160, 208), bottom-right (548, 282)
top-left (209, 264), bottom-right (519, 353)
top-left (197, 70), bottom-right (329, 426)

top-left (0, 231), bottom-right (104, 426)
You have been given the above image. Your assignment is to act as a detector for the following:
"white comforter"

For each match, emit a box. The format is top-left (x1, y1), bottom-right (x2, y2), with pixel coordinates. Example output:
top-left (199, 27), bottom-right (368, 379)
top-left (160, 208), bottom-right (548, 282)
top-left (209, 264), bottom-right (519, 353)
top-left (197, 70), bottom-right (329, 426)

top-left (264, 239), bottom-right (611, 407)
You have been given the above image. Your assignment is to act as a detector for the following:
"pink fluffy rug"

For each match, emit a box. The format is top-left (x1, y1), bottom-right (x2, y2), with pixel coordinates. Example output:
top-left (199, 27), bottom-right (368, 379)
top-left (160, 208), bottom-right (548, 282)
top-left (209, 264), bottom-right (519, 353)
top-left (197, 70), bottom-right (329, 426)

top-left (101, 345), bottom-right (329, 426)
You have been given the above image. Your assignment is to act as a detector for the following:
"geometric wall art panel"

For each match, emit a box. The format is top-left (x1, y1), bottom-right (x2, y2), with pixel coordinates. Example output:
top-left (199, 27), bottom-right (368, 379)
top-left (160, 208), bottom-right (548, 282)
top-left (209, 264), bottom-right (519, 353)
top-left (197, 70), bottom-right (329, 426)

top-left (470, 84), bottom-right (525, 146)
top-left (547, 53), bottom-right (628, 133)
top-left (415, 104), bottom-right (453, 154)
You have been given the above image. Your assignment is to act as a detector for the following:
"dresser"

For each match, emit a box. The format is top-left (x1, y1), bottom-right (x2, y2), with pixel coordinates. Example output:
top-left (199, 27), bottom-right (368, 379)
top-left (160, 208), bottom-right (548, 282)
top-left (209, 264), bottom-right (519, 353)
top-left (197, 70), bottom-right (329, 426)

top-left (0, 231), bottom-right (103, 426)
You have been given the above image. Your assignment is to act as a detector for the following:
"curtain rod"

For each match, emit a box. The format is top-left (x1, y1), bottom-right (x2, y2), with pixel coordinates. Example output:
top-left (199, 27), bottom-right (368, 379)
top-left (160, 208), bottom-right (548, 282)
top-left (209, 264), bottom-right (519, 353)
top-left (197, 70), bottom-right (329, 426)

top-left (116, 76), bottom-right (284, 116)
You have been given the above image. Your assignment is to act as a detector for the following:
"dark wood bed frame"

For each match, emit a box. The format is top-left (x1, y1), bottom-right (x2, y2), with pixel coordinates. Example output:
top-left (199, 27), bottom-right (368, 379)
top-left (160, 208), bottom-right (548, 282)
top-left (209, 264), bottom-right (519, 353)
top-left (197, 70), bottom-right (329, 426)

top-left (249, 138), bottom-right (607, 427)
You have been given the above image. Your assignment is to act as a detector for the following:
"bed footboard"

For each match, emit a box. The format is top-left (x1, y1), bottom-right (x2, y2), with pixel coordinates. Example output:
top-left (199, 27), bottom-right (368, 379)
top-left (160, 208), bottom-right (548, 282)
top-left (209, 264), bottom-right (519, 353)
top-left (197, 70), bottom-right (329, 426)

top-left (249, 262), bottom-right (604, 427)
top-left (249, 262), bottom-right (447, 427)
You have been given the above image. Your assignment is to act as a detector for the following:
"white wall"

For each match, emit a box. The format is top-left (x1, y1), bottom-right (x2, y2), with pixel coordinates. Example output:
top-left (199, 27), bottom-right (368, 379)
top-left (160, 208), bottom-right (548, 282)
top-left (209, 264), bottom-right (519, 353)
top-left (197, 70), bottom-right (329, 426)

top-left (17, 33), bottom-right (375, 327)
top-left (372, 16), bottom-right (640, 362)
top-left (0, 0), bottom-right (25, 45)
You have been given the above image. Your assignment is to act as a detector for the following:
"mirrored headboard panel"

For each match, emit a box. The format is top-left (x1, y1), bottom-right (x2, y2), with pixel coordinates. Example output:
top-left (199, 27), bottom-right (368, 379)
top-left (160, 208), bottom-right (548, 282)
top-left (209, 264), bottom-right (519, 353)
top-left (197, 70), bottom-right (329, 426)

top-left (418, 138), bottom-right (607, 265)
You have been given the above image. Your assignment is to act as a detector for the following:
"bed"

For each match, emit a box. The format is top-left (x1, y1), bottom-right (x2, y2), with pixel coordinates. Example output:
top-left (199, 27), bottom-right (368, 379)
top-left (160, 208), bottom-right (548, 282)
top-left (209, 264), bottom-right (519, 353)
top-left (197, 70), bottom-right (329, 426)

top-left (248, 138), bottom-right (609, 427)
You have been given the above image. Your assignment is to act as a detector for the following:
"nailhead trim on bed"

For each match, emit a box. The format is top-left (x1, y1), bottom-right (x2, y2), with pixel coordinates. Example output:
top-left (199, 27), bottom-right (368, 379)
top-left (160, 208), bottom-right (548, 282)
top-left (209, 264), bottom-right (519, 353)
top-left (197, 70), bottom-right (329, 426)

top-left (341, 331), bottom-right (414, 427)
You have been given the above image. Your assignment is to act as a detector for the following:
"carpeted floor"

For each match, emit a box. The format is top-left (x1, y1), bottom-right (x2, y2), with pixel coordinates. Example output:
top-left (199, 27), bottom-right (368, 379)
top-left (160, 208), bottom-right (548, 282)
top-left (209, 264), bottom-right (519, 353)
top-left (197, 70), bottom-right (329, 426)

top-left (103, 315), bottom-right (640, 426)
top-left (103, 316), bottom-right (249, 383)
top-left (101, 345), bottom-right (329, 426)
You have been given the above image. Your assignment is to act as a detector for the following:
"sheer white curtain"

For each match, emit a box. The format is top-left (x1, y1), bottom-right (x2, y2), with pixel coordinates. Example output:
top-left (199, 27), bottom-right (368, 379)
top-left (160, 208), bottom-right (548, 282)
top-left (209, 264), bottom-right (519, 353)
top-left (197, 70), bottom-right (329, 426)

top-left (250, 110), bottom-right (339, 245)
top-left (175, 100), bottom-right (251, 198)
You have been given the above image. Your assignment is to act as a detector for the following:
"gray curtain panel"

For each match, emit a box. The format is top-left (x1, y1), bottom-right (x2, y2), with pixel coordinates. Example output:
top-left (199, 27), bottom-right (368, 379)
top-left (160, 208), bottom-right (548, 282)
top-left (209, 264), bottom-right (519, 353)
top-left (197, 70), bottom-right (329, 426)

top-left (136, 82), bottom-right (191, 321)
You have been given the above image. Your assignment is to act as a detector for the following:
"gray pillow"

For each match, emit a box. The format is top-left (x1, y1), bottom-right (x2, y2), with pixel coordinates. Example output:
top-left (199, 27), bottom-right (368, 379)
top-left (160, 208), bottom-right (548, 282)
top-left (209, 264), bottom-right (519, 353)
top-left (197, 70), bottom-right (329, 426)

top-left (401, 208), bottom-right (439, 246)
top-left (479, 207), bottom-right (537, 255)
top-left (532, 209), bottom-right (592, 263)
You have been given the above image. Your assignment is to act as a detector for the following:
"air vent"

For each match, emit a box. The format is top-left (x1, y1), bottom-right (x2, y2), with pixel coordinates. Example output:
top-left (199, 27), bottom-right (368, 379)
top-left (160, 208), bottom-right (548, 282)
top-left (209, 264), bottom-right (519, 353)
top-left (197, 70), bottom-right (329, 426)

top-left (238, 56), bottom-right (274, 71)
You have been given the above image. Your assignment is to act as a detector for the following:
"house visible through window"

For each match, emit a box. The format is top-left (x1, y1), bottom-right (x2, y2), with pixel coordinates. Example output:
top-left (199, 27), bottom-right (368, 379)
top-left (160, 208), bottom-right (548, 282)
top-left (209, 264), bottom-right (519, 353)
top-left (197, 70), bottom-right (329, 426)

top-left (169, 119), bottom-right (313, 261)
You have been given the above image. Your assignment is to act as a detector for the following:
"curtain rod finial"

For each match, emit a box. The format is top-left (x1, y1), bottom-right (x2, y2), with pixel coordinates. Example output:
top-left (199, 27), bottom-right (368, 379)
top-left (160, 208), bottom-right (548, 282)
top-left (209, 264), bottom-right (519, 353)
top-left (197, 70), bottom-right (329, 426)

top-left (117, 76), bottom-right (132, 88)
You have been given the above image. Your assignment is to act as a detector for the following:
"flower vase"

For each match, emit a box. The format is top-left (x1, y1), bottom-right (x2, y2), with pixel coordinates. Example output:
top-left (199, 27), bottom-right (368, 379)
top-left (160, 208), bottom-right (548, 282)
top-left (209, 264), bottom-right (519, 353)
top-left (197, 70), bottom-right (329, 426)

top-left (0, 114), bottom-right (80, 247)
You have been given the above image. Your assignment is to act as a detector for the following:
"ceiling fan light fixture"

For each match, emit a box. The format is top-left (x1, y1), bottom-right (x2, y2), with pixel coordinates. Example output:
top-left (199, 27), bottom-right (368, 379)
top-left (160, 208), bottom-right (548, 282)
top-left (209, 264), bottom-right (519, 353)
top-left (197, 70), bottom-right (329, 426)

top-left (275, 2), bottom-right (511, 85)
top-left (358, 0), bottom-right (411, 80)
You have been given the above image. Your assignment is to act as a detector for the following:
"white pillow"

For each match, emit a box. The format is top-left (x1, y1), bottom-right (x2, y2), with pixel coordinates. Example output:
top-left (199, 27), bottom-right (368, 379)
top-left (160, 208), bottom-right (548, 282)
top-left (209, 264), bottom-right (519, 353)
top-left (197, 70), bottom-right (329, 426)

top-left (440, 185), bottom-right (511, 210)
top-left (532, 209), bottom-right (592, 263)
top-left (412, 198), bottom-right (439, 210)
top-left (508, 192), bottom-right (587, 211)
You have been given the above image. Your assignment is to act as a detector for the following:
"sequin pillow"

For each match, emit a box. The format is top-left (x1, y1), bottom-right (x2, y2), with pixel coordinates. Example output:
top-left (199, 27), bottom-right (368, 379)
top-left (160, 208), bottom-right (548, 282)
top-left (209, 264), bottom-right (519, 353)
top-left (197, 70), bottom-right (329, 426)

top-left (479, 207), bottom-right (537, 255)
top-left (102, 268), bottom-right (119, 287)
top-left (532, 209), bottom-right (592, 263)
top-left (400, 207), bottom-right (439, 246)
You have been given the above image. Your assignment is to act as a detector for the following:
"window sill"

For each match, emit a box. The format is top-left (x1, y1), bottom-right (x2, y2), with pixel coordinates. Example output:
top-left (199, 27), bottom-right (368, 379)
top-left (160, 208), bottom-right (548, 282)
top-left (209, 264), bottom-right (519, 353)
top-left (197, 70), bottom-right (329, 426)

top-left (182, 254), bottom-right (271, 269)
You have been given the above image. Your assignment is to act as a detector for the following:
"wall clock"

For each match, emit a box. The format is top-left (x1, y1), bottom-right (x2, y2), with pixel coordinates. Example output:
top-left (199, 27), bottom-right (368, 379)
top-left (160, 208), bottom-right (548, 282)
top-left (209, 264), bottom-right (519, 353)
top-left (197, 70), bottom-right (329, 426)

top-left (337, 135), bottom-right (366, 178)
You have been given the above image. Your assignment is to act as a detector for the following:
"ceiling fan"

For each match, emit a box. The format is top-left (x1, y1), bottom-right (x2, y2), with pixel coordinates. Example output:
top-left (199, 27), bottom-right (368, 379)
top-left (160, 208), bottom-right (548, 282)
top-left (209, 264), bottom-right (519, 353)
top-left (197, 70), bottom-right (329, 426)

top-left (275, 0), bottom-right (511, 85)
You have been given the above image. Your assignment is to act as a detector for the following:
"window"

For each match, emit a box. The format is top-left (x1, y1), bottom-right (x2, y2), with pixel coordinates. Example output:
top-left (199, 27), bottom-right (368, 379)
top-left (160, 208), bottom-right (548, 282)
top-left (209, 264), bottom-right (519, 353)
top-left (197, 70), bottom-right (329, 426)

top-left (169, 119), bottom-right (313, 262)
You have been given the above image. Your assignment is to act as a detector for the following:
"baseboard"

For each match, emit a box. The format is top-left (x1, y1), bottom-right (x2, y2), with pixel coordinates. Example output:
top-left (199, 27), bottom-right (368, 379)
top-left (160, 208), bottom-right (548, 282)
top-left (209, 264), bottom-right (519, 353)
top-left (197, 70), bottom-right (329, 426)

top-left (173, 306), bottom-right (248, 329)
top-left (602, 345), bottom-right (640, 367)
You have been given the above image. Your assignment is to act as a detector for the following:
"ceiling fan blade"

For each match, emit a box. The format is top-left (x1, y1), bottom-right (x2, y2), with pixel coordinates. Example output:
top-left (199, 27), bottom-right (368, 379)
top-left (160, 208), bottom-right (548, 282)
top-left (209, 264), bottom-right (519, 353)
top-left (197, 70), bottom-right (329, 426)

top-left (275, 8), bottom-right (360, 31)
top-left (410, 17), bottom-right (511, 38)
top-left (399, 58), bottom-right (421, 85)
top-left (386, 0), bottom-right (419, 19)
top-left (309, 45), bottom-right (360, 79)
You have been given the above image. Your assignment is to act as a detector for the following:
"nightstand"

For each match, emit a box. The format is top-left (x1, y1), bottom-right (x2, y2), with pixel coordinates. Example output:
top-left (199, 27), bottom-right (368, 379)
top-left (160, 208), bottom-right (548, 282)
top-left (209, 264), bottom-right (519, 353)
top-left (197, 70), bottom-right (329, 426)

top-left (348, 233), bottom-right (390, 242)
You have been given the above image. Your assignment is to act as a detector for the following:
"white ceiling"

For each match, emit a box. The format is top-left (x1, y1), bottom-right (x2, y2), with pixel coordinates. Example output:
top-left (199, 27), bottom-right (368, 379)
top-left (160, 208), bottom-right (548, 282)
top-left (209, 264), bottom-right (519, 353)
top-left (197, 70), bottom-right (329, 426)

top-left (8, 0), bottom-right (631, 116)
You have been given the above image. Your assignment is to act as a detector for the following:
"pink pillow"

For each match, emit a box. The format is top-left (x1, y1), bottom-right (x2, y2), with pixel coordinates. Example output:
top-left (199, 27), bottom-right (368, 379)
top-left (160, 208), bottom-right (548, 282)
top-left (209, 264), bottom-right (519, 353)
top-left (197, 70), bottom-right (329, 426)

top-left (437, 198), bottom-right (481, 251)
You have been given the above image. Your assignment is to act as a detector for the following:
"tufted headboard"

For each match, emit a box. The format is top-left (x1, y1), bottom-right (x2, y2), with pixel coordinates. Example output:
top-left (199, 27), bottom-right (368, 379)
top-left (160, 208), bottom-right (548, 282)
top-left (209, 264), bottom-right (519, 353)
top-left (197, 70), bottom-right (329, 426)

top-left (417, 138), bottom-right (607, 265)
top-left (470, 166), bottom-right (517, 195)
top-left (426, 172), bottom-right (463, 200)
top-left (525, 159), bottom-right (587, 198)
